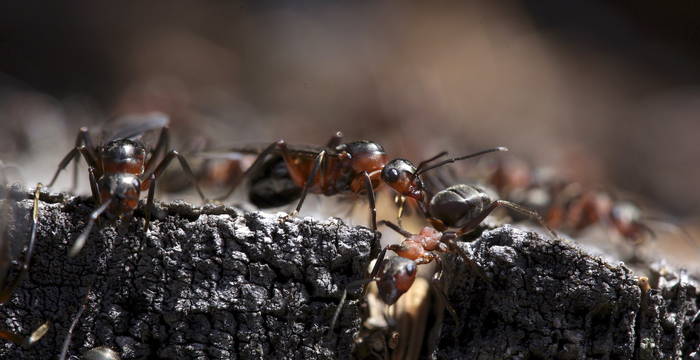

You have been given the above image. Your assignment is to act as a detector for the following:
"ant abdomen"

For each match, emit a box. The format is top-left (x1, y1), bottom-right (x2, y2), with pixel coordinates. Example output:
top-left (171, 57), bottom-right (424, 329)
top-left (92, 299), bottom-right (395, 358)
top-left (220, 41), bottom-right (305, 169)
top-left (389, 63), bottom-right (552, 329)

top-left (428, 184), bottom-right (496, 228)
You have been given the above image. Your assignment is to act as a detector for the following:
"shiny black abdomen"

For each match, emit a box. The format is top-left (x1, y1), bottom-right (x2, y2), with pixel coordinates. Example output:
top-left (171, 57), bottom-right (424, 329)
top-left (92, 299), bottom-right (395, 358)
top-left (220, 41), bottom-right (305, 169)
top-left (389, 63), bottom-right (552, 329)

top-left (428, 184), bottom-right (495, 228)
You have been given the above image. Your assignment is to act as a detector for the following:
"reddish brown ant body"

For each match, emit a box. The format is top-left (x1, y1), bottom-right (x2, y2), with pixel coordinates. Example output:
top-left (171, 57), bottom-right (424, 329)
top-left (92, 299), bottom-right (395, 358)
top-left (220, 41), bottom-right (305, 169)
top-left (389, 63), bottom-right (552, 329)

top-left (330, 155), bottom-right (555, 333)
top-left (47, 113), bottom-right (206, 256)
top-left (367, 183), bottom-right (557, 312)
top-left (485, 158), bottom-right (659, 244)
top-left (212, 132), bottom-right (507, 252)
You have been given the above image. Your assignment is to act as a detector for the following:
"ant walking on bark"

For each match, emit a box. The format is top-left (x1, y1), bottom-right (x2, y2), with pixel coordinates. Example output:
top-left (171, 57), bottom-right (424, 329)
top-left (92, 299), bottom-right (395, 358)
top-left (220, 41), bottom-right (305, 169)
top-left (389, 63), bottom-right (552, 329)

top-left (46, 113), bottom-right (207, 257)
top-left (45, 114), bottom-right (207, 358)
top-left (210, 131), bottom-right (507, 255)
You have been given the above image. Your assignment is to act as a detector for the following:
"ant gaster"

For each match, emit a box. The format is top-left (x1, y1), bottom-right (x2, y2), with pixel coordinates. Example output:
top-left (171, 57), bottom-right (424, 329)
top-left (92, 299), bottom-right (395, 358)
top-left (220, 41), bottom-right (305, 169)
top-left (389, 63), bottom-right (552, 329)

top-left (47, 113), bottom-right (206, 256)
top-left (213, 131), bottom-right (506, 254)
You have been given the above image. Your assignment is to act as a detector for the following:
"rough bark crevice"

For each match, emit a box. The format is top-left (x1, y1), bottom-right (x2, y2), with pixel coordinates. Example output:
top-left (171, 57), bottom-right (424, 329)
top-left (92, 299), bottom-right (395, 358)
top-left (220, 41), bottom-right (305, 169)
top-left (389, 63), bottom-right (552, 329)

top-left (0, 186), bottom-right (372, 359)
top-left (1, 186), bottom-right (698, 359)
top-left (434, 226), bottom-right (699, 360)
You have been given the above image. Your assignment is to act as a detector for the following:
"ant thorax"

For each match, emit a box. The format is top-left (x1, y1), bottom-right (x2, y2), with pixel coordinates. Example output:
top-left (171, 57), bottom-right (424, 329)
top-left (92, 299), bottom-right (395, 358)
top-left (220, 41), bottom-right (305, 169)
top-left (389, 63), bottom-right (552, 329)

top-left (100, 139), bottom-right (146, 174)
top-left (339, 141), bottom-right (388, 174)
top-left (393, 227), bottom-right (443, 260)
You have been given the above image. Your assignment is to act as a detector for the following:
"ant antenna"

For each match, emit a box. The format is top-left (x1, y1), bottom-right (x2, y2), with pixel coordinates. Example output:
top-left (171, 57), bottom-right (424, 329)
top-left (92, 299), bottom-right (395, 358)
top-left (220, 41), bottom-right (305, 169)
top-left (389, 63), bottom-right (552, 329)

top-left (414, 147), bottom-right (508, 177)
top-left (414, 151), bottom-right (448, 174)
top-left (69, 199), bottom-right (112, 257)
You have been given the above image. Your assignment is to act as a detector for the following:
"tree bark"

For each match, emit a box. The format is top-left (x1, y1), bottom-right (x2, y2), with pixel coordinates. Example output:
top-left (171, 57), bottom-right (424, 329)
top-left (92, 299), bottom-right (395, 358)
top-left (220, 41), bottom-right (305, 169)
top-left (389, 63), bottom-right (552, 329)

top-left (0, 186), bottom-right (372, 359)
top-left (1, 186), bottom-right (698, 359)
top-left (434, 226), bottom-right (700, 360)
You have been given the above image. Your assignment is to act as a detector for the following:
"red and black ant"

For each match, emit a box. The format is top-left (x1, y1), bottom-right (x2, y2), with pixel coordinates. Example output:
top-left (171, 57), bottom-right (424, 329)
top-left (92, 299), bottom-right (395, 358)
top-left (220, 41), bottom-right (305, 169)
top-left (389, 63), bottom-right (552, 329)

top-left (483, 158), bottom-right (684, 248)
top-left (365, 183), bottom-right (557, 310)
top-left (46, 112), bottom-right (207, 256)
top-left (329, 156), bottom-right (556, 333)
top-left (210, 132), bottom-right (507, 254)
top-left (0, 166), bottom-right (49, 347)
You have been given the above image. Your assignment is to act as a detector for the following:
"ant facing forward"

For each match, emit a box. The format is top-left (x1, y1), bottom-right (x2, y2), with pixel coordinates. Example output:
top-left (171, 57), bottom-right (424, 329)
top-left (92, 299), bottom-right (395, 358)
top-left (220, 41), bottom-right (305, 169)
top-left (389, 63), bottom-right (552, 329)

top-left (47, 113), bottom-right (207, 257)
top-left (210, 132), bottom-right (507, 253)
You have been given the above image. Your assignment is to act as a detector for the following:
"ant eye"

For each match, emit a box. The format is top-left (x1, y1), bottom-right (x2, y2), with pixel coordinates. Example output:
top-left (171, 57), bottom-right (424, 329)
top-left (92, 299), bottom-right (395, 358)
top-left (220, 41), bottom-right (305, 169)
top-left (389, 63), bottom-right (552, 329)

top-left (383, 168), bottom-right (400, 183)
top-left (404, 262), bottom-right (416, 275)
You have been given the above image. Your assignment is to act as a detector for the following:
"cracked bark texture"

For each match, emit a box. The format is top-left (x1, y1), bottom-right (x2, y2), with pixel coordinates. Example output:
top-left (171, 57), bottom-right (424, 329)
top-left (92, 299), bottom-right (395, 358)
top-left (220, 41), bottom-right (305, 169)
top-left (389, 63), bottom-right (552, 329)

top-left (434, 226), bottom-right (700, 360)
top-left (0, 187), bottom-right (372, 359)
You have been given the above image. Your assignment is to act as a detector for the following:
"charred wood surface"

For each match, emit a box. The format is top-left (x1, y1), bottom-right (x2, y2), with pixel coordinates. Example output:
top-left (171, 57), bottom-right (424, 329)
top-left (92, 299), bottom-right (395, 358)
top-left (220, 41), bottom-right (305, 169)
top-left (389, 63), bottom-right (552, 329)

top-left (435, 226), bottom-right (699, 360)
top-left (0, 187), bottom-right (372, 359)
top-left (1, 187), bottom-right (698, 359)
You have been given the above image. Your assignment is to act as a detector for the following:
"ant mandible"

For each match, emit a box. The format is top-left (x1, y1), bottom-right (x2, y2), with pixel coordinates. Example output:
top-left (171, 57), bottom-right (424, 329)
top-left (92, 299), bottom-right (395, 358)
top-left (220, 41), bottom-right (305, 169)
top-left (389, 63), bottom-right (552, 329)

top-left (212, 131), bottom-right (507, 253)
top-left (46, 113), bottom-right (207, 257)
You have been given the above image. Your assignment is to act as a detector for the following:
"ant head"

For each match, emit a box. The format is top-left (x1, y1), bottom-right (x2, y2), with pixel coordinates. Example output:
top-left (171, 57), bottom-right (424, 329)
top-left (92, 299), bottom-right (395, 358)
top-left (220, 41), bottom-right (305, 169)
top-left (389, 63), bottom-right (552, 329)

top-left (99, 174), bottom-right (141, 216)
top-left (376, 256), bottom-right (418, 305)
top-left (381, 159), bottom-right (424, 201)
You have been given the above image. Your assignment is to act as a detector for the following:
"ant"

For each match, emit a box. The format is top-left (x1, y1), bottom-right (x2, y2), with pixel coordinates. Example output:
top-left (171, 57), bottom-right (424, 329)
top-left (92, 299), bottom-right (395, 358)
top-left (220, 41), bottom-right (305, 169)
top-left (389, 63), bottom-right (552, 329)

top-left (330, 156), bottom-right (556, 333)
top-left (484, 158), bottom-right (677, 247)
top-left (211, 131), bottom-right (507, 253)
top-left (545, 188), bottom-right (658, 245)
top-left (0, 166), bottom-right (49, 347)
top-left (365, 184), bottom-right (557, 311)
top-left (46, 112), bottom-right (207, 257)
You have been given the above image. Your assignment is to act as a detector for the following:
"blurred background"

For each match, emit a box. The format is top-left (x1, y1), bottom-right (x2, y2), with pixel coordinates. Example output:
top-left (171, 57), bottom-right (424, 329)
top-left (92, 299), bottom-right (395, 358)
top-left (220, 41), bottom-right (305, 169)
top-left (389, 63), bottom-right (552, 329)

top-left (1, 1), bottom-right (699, 253)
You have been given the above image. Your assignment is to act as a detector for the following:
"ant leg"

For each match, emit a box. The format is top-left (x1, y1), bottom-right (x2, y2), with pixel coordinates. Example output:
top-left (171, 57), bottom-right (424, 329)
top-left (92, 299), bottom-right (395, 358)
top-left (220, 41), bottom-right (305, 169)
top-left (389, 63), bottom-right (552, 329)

top-left (0, 184), bottom-right (42, 303)
top-left (327, 278), bottom-right (371, 336)
top-left (378, 220), bottom-right (413, 238)
top-left (455, 200), bottom-right (557, 239)
top-left (87, 167), bottom-right (100, 204)
top-left (290, 150), bottom-right (326, 217)
top-left (144, 125), bottom-right (171, 176)
top-left (440, 232), bottom-right (487, 281)
top-left (493, 200), bottom-right (558, 239)
top-left (48, 145), bottom-right (98, 189)
top-left (144, 174), bottom-right (156, 231)
top-left (69, 199), bottom-right (112, 257)
top-left (426, 255), bottom-right (460, 329)
top-left (58, 286), bottom-right (92, 360)
top-left (142, 150), bottom-right (208, 203)
top-left (361, 171), bottom-right (379, 257)
top-left (215, 140), bottom-right (286, 201)
top-left (325, 131), bottom-right (343, 148)
top-left (395, 195), bottom-right (406, 226)
top-left (49, 127), bottom-right (97, 189)
top-left (48, 148), bottom-right (82, 189)
top-left (363, 243), bottom-right (402, 297)
top-left (70, 128), bottom-right (95, 192)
